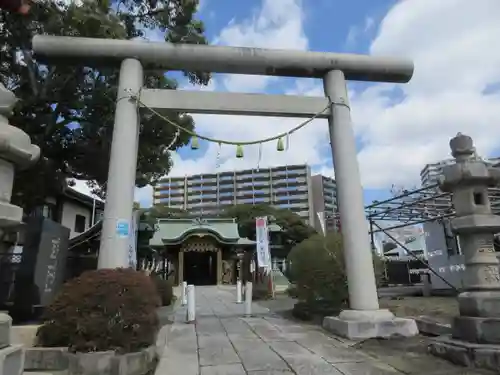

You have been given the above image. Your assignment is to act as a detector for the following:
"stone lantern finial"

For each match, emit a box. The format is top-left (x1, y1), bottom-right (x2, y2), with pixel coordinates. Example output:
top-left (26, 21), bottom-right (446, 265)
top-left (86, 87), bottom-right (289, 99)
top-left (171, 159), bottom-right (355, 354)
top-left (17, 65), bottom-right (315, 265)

top-left (449, 132), bottom-right (474, 162)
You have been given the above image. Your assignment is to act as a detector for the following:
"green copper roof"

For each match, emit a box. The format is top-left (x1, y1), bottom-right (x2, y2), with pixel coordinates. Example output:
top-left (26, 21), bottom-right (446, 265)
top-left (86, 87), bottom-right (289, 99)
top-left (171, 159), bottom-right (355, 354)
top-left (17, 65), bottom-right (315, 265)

top-left (149, 217), bottom-right (255, 247)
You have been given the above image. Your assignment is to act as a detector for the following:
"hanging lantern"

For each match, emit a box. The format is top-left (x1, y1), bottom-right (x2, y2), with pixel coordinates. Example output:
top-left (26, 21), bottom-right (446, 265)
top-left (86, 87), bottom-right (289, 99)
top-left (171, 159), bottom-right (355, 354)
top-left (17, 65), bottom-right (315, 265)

top-left (190, 135), bottom-right (199, 150)
top-left (236, 144), bottom-right (244, 158)
top-left (277, 137), bottom-right (285, 151)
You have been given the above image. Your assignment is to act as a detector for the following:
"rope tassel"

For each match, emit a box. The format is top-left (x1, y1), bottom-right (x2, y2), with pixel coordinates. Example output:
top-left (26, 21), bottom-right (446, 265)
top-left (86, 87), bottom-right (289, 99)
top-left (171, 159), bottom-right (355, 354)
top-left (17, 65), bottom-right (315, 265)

top-left (190, 135), bottom-right (199, 150)
top-left (236, 144), bottom-right (244, 158)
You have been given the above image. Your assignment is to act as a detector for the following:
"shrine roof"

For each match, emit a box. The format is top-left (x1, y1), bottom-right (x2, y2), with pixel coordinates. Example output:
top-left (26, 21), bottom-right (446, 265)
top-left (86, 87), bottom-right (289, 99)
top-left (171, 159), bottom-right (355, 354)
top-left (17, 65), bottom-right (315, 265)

top-left (149, 217), bottom-right (256, 247)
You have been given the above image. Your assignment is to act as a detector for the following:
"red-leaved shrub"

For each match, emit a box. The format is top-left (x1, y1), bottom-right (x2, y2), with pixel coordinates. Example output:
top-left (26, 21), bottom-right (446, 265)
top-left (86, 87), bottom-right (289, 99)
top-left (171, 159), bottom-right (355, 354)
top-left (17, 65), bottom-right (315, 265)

top-left (36, 268), bottom-right (160, 353)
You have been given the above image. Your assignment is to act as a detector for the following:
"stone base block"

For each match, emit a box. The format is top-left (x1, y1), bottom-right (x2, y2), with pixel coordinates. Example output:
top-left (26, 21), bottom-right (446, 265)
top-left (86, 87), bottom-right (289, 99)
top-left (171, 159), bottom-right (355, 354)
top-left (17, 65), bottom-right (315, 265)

top-left (25, 347), bottom-right (68, 371)
top-left (429, 334), bottom-right (500, 372)
top-left (322, 309), bottom-right (418, 340)
top-left (0, 314), bottom-right (11, 349)
top-left (453, 316), bottom-right (500, 344)
top-left (458, 291), bottom-right (500, 318)
top-left (413, 316), bottom-right (452, 336)
top-left (0, 344), bottom-right (25, 375)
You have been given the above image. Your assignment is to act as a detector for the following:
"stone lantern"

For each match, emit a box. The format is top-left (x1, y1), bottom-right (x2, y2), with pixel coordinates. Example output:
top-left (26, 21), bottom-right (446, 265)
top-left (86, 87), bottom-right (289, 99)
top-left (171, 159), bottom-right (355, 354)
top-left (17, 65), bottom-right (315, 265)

top-left (430, 133), bottom-right (500, 369)
top-left (0, 83), bottom-right (40, 375)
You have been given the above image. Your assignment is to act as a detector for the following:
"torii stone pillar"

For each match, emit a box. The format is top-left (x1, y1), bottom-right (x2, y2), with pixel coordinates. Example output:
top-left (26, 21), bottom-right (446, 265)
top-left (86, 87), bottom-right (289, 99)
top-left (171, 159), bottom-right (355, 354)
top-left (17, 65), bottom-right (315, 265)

top-left (430, 133), bottom-right (500, 370)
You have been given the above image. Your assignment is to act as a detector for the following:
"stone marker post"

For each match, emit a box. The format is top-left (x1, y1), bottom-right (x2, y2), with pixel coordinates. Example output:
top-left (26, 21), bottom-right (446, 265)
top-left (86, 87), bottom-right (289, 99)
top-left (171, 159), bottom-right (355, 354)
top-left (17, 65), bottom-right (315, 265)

top-left (0, 83), bottom-right (40, 375)
top-left (430, 133), bottom-right (500, 370)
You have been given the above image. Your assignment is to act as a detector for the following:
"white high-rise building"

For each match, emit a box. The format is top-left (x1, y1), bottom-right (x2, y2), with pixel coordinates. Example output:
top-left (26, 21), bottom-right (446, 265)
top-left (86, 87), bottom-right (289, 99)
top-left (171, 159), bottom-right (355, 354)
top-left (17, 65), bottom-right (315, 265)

top-left (420, 157), bottom-right (500, 186)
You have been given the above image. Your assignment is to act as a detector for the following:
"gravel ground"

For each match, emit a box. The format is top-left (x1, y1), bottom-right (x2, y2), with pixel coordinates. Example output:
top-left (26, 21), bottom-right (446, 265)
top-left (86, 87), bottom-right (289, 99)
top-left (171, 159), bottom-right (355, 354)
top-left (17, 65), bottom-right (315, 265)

top-left (379, 296), bottom-right (458, 324)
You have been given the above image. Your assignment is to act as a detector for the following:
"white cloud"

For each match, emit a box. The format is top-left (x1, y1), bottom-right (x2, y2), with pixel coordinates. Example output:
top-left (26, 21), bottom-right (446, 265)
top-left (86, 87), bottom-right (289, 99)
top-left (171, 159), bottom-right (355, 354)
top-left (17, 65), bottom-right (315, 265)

top-left (213, 0), bottom-right (308, 92)
top-left (353, 0), bottom-right (500, 188)
top-left (73, 0), bottom-right (500, 208)
top-left (346, 16), bottom-right (375, 47)
top-left (166, 0), bottom-right (330, 182)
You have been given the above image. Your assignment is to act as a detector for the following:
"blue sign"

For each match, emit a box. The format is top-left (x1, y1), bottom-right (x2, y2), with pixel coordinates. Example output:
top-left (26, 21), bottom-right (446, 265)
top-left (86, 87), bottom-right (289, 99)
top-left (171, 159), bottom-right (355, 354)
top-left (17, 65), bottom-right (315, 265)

top-left (116, 219), bottom-right (130, 238)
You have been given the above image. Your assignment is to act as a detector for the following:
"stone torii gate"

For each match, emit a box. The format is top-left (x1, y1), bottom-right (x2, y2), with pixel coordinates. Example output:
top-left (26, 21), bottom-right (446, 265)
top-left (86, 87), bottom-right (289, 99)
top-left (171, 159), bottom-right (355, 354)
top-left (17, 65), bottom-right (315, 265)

top-left (32, 35), bottom-right (417, 339)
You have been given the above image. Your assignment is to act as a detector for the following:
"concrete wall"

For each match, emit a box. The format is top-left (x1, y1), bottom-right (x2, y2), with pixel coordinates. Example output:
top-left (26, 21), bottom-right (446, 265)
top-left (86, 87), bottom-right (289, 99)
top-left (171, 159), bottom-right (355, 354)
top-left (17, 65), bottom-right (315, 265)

top-left (60, 200), bottom-right (93, 239)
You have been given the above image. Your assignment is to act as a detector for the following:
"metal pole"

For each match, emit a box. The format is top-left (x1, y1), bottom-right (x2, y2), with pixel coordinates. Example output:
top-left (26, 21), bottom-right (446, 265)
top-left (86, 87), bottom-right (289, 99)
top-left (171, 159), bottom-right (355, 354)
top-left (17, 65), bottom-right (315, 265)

top-left (98, 59), bottom-right (143, 269)
top-left (323, 70), bottom-right (379, 311)
top-left (369, 219), bottom-right (376, 252)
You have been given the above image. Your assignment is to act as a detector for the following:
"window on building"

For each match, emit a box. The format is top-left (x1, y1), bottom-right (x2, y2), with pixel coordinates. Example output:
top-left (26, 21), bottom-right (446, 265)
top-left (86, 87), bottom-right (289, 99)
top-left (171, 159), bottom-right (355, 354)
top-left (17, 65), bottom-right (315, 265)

top-left (74, 214), bottom-right (86, 233)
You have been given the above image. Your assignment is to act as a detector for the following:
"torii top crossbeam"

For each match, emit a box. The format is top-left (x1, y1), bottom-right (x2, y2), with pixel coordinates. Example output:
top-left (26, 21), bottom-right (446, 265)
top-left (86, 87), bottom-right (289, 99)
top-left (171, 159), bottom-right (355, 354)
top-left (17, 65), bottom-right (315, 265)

top-left (32, 35), bottom-right (413, 83)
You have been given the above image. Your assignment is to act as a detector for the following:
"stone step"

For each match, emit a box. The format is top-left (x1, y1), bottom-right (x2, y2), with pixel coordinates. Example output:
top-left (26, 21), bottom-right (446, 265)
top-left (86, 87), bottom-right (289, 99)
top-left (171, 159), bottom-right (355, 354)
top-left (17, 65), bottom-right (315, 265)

top-left (0, 344), bottom-right (24, 375)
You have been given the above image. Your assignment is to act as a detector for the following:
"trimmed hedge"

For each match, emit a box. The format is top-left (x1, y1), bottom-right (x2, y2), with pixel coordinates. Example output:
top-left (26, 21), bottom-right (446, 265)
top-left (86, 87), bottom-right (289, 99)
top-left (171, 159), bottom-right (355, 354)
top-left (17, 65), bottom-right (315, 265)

top-left (36, 268), bottom-right (160, 354)
top-left (151, 275), bottom-right (174, 306)
top-left (288, 232), bottom-right (383, 319)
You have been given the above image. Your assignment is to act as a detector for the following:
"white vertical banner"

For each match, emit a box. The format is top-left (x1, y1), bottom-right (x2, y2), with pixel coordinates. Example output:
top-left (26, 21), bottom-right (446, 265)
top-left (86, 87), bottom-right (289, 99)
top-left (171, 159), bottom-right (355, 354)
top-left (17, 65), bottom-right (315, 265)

top-left (128, 210), bottom-right (139, 269)
top-left (255, 217), bottom-right (271, 274)
top-left (316, 211), bottom-right (326, 236)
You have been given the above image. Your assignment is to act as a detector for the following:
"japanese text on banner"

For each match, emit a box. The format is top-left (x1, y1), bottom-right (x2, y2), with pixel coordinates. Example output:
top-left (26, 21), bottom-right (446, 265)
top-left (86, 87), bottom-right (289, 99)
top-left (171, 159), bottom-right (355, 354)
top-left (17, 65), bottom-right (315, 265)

top-left (255, 216), bottom-right (271, 273)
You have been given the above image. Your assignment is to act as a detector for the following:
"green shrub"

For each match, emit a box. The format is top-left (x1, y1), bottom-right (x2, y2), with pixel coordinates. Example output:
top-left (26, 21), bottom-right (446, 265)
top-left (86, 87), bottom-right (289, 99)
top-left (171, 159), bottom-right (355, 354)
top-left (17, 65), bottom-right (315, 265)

top-left (151, 275), bottom-right (174, 306)
top-left (288, 232), bottom-right (383, 317)
top-left (36, 268), bottom-right (160, 354)
top-left (286, 284), bottom-right (299, 298)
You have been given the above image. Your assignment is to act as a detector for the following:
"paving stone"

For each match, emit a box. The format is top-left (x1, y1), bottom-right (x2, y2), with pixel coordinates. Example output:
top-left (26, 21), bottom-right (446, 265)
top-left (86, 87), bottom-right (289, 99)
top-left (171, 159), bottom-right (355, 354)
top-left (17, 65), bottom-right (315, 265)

top-left (221, 319), bottom-right (258, 339)
top-left (243, 318), bottom-right (289, 342)
top-left (201, 364), bottom-right (247, 375)
top-left (247, 371), bottom-right (295, 375)
top-left (155, 351), bottom-right (198, 375)
top-left (235, 345), bottom-right (289, 372)
top-left (198, 336), bottom-right (232, 349)
top-left (197, 317), bottom-right (226, 337)
top-left (299, 340), bottom-right (368, 364)
top-left (334, 361), bottom-right (402, 375)
top-left (270, 341), bottom-right (342, 375)
top-left (199, 345), bottom-right (241, 366)
top-left (159, 286), bottom-right (451, 375)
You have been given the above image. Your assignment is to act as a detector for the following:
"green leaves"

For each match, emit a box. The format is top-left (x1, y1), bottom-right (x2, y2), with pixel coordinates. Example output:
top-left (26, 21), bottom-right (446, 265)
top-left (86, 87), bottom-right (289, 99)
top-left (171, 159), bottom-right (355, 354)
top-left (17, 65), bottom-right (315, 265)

top-left (1, 0), bottom-right (210, 211)
top-left (222, 204), bottom-right (317, 248)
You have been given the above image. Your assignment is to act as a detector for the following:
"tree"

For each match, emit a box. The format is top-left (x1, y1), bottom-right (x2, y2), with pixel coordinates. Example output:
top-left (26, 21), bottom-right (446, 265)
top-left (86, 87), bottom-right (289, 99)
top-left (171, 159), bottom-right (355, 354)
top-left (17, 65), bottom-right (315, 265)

top-left (1, 0), bottom-right (210, 213)
top-left (223, 204), bottom-right (316, 249)
top-left (145, 204), bottom-right (191, 221)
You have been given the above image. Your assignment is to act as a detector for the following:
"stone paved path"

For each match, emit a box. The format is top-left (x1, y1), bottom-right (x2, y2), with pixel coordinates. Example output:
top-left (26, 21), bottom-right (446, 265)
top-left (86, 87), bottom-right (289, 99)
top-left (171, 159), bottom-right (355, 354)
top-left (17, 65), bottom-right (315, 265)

top-left (155, 286), bottom-right (405, 375)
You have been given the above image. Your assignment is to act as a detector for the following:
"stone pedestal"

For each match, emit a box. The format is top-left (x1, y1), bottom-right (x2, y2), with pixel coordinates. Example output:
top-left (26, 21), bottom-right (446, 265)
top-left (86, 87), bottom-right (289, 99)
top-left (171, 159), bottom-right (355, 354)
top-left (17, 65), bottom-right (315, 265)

top-left (0, 313), bottom-right (24, 375)
top-left (322, 309), bottom-right (418, 340)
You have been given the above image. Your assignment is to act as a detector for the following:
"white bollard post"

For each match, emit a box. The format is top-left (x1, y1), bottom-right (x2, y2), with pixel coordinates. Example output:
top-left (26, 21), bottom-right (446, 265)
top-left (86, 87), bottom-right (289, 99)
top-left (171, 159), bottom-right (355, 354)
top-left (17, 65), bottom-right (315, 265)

top-left (181, 281), bottom-right (187, 306)
top-left (245, 282), bottom-right (252, 317)
top-left (236, 280), bottom-right (242, 304)
top-left (186, 284), bottom-right (196, 323)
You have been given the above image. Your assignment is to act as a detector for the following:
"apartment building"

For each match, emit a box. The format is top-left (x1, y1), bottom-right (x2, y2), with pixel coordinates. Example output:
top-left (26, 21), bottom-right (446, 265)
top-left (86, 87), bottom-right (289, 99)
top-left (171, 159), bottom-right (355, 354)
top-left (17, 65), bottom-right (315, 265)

top-left (310, 174), bottom-right (338, 232)
top-left (420, 156), bottom-right (500, 186)
top-left (153, 164), bottom-right (318, 224)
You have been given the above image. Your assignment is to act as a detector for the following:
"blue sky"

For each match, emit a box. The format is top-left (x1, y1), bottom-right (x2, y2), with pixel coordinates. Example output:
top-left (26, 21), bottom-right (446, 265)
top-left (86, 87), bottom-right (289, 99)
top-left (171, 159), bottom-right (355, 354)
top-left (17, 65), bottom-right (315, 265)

top-left (73, 0), bottom-right (500, 208)
top-left (183, 0), bottom-right (399, 205)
